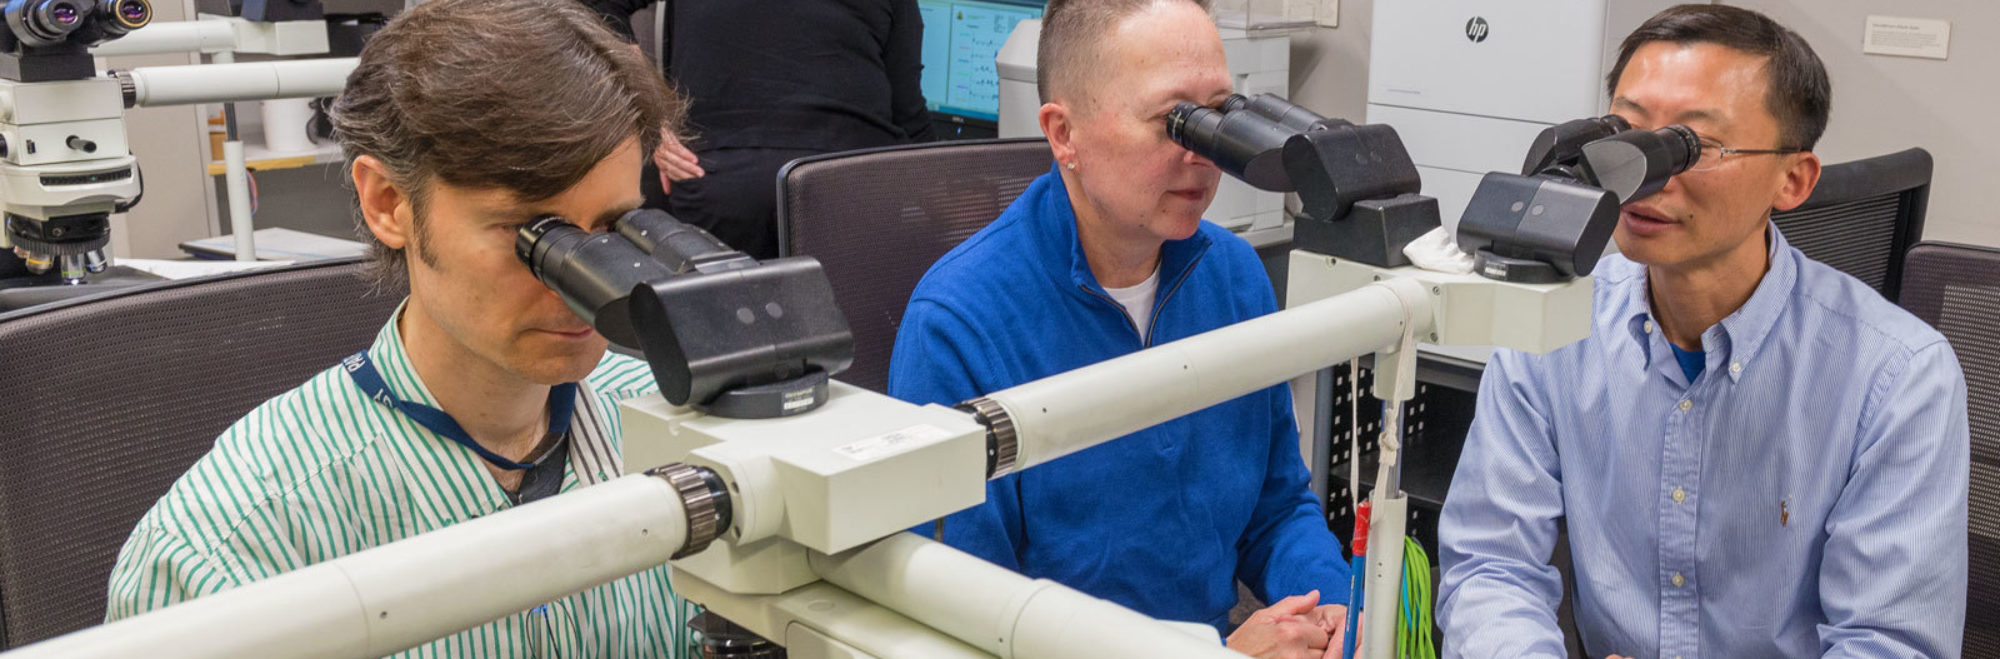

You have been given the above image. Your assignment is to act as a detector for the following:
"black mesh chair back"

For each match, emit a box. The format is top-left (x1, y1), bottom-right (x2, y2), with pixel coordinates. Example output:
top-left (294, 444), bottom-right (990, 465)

top-left (776, 138), bottom-right (1053, 393)
top-left (0, 259), bottom-right (404, 648)
top-left (1771, 148), bottom-right (1930, 300)
top-left (1896, 241), bottom-right (2000, 657)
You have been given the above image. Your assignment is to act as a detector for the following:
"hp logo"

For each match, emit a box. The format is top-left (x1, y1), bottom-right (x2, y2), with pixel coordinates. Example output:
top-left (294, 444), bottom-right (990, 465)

top-left (1466, 16), bottom-right (1490, 42)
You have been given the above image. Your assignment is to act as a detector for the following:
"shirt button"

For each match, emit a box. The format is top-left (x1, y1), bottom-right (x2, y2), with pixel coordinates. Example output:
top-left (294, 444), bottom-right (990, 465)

top-left (1730, 362), bottom-right (1743, 375)
top-left (1672, 573), bottom-right (1686, 588)
top-left (1673, 487), bottom-right (1686, 504)
top-left (1679, 399), bottom-right (1693, 412)
top-left (1644, 320), bottom-right (1655, 334)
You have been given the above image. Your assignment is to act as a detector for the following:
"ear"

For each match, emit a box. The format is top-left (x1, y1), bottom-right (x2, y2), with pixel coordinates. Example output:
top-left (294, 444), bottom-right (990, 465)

top-left (1039, 101), bottom-right (1076, 170)
top-left (352, 155), bottom-right (414, 250)
top-left (1770, 151), bottom-right (1822, 213)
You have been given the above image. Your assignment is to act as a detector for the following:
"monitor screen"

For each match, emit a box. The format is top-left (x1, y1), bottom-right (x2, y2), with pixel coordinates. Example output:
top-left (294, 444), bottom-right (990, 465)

top-left (918, 0), bottom-right (1045, 123)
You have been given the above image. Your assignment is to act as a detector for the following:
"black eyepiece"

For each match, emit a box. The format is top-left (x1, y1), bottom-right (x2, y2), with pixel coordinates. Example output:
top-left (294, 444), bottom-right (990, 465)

top-left (515, 214), bottom-right (673, 347)
top-left (1165, 97), bottom-right (1297, 192)
top-left (1579, 123), bottom-right (1699, 203)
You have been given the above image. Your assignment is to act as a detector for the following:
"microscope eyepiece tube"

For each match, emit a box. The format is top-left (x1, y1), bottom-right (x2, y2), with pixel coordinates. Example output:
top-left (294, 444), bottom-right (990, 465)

top-left (1579, 123), bottom-right (1699, 203)
top-left (1228, 92), bottom-right (1338, 133)
top-left (515, 215), bottom-right (673, 347)
top-left (1165, 101), bottom-right (1296, 192)
top-left (612, 208), bottom-right (747, 274)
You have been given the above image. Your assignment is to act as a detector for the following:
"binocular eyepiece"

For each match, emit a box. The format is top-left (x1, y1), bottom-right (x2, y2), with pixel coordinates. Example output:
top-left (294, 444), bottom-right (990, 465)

top-left (1522, 114), bottom-right (1698, 203)
top-left (1457, 115), bottom-right (1703, 282)
top-left (4, 0), bottom-right (150, 49)
top-left (1165, 93), bottom-right (1351, 193)
top-left (1166, 92), bottom-right (1436, 268)
top-left (1574, 122), bottom-right (1698, 204)
top-left (515, 209), bottom-right (853, 419)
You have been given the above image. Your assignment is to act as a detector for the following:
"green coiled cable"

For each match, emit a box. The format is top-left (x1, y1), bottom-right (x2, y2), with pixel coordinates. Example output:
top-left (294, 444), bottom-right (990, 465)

top-left (1398, 537), bottom-right (1438, 659)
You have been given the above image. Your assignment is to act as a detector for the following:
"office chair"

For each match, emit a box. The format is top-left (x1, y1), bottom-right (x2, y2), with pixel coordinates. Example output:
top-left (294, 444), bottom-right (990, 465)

top-left (0, 258), bottom-right (403, 648)
top-left (1771, 148), bottom-right (1930, 300)
top-left (1896, 241), bottom-right (2000, 657)
top-left (776, 137), bottom-right (1053, 393)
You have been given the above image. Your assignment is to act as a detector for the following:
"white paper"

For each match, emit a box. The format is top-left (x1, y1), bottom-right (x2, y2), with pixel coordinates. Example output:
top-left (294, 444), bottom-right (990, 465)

top-left (1864, 15), bottom-right (1950, 60)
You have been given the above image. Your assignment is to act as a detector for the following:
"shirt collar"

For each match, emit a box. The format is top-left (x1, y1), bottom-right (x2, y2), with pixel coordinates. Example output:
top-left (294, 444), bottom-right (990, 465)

top-left (1620, 223), bottom-right (1798, 383)
top-left (362, 299), bottom-right (603, 518)
top-left (1031, 162), bottom-right (1213, 299)
top-left (366, 299), bottom-right (447, 407)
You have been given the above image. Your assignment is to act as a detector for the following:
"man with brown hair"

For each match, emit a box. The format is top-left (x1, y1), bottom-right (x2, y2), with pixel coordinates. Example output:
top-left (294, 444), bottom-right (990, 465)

top-left (890, 0), bottom-right (1351, 656)
top-left (104, 0), bottom-right (691, 654)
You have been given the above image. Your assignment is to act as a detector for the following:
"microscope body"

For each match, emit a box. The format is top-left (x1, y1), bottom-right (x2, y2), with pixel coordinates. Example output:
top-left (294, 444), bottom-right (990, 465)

top-left (0, 0), bottom-right (151, 285)
top-left (1456, 114), bottom-right (1698, 282)
top-left (0, 75), bottom-right (139, 281)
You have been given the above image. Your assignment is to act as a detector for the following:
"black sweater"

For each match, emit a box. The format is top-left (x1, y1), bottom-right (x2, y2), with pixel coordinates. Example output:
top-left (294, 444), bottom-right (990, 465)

top-left (581, 0), bottom-right (936, 151)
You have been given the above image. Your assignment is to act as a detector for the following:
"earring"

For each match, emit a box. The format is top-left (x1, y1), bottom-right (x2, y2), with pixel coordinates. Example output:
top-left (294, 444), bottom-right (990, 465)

top-left (1065, 162), bottom-right (1076, 170)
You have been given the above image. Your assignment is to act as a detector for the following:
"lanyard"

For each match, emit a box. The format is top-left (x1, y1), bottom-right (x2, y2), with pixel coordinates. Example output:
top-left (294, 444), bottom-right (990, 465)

top-left (341, 351), bottom-right (578, 471)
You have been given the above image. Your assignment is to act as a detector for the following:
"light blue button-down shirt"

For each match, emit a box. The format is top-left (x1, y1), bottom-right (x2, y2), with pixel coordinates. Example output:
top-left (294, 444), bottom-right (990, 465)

top-left (1438, 226), bottom-right (1969, 658)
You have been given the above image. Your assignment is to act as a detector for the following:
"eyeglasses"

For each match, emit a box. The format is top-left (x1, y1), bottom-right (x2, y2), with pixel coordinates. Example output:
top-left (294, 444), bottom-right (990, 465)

top-left (1690, 136), bottom-right (1806, 171)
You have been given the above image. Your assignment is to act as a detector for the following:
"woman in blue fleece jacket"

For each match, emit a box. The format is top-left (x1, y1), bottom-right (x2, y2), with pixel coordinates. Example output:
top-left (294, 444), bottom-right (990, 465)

top-left (887, 0), bottom-right (1352, 656)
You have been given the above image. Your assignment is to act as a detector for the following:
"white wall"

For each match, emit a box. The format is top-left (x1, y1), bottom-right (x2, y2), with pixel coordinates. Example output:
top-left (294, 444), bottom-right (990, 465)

top-left (1723, 0), bottom-right (2000, 248)
top-left (1287, 0), bottom-right (1371, 125)
top-left (103, 0), bottom-right (216, 259)
top-left (1284, 0), bottom-right (1997, 248)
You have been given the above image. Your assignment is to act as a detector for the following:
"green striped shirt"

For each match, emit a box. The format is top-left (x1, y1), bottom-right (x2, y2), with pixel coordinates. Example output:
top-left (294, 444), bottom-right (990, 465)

top-left (106, 306), bottom-right (688, 657)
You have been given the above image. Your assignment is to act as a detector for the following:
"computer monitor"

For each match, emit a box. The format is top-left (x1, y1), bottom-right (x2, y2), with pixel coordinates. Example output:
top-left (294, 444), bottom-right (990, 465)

top-left (918, 0), bottom-right (1044, 140)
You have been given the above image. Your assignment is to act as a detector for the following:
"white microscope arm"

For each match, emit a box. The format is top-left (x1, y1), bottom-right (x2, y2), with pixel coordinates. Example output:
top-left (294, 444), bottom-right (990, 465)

top-left (0, 257), bottom-right (1592, 659)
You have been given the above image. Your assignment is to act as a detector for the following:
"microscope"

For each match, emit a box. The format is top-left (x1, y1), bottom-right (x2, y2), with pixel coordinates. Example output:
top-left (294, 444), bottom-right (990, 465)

top-left (1166, 94), bottom-right (1696, 659)
top-left (0, 0), bottom-right (152, 288)
top-left (516, 209), bottom-right (855, 419)
top-left (1456, 114), bottom-right (1698, 282)
top-left (0, 101), bottom-right (1705, 659)
top-left (1167, 93), bottom-right (1440, 268)
top-left (1168, 94), bottom-right (1700, 286)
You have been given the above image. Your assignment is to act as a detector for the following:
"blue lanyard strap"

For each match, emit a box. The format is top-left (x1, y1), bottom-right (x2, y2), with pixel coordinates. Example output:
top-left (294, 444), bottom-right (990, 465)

top-left (341, 351), bottom-right (578, 471)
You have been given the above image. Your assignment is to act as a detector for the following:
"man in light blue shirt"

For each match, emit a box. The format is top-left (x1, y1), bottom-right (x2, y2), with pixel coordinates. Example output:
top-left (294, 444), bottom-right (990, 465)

top-left (1437, 5), bottom-right (1969, 658)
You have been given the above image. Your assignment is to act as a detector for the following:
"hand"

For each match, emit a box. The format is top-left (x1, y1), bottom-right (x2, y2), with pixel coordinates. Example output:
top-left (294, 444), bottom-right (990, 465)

top-left (1308, 604), bottom-right (1349, 659)
top-left (653, 129), bottom-right (703, 190)
top-left (1226, 591), bottom-right (1333, 659)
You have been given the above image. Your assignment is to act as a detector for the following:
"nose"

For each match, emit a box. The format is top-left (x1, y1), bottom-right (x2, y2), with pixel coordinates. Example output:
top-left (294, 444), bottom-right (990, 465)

top-left (1180, 145), bottom-right (1216, 169)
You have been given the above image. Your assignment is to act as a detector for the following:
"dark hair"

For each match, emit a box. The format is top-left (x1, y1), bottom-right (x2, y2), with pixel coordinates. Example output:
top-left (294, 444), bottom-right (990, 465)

top-left (332, 0), bottom-right (684, 287)
top-left (1037, 0), bottom-right (1212, 106)
top-left (1607, 4), bottom-right (1830, 151)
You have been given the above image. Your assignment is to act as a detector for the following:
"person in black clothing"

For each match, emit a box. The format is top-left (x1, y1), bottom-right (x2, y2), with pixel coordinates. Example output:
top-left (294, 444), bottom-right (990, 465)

top-left (581, 0), bottom-right (937, 258)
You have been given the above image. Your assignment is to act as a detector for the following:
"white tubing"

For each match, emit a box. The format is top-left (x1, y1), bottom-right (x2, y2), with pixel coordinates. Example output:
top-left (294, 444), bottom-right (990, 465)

top-left (222, 139), bottom-right (254, 261)
top-left (127, 58), bottom-right (356, 107)
top-left (987, 278), bottom-right (1431, 474)
top-left (1359, 494), bottom-right (1408, 659)
top-left (89, 19), bottom-right (238, 56)
top-left (1, 474), bottom-right (691, 659)
top-left (809, 533), bottom-right (1240, 659)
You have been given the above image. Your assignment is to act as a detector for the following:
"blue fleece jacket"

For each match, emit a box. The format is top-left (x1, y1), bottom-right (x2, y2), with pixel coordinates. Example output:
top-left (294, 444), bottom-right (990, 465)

top-left (888, 164), bottom-right (1351, 632)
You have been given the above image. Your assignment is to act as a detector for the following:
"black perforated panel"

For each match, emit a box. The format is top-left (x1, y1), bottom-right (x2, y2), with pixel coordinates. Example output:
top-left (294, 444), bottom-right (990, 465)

top-left (1770, 147), bottom-right (1929, 301)
top-left (1772, 192), bottom-right (1901, 293)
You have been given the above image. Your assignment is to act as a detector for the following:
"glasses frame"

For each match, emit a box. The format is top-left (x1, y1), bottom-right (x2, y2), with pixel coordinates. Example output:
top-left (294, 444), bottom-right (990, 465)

top-left (1691, 136), bottom-right (1807, 171)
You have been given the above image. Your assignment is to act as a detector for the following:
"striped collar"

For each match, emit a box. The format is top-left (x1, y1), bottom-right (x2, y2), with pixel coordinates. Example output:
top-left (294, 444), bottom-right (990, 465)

top-left (356, 301), bottom-right (621, 525)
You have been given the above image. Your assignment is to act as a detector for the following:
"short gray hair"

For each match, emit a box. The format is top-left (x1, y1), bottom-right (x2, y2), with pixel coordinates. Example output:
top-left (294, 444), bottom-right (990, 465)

top-left (1036, 0), bottom-right (1212, 107)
